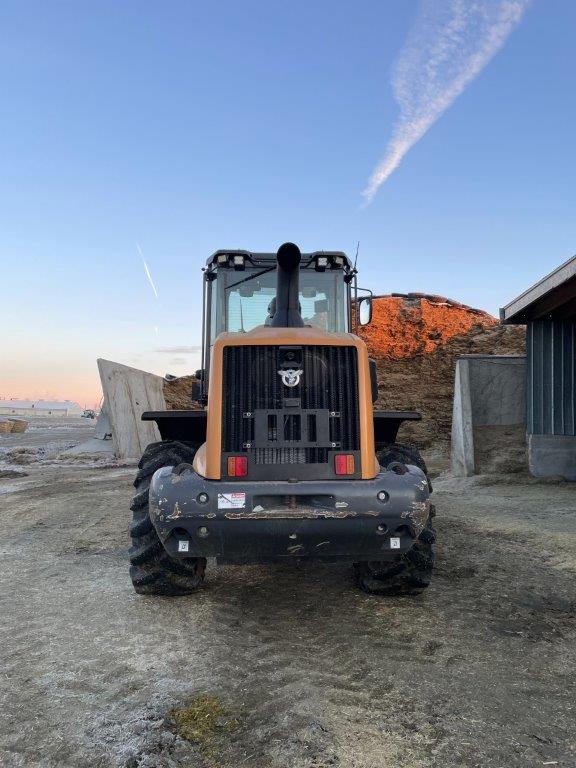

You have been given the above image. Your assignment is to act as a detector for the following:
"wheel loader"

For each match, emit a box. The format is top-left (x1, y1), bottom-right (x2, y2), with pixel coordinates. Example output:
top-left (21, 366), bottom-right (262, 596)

top-left (129, 243), bottom-right (435, 595)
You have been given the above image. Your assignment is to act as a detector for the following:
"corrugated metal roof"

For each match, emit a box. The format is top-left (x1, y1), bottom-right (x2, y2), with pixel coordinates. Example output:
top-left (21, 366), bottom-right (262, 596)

top-left (501, 255), bottom-right (576, 324)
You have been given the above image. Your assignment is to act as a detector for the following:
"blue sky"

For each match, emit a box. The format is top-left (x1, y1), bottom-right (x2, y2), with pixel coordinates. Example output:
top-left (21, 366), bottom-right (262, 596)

top-left (1, 0), bottom-right (574, 405)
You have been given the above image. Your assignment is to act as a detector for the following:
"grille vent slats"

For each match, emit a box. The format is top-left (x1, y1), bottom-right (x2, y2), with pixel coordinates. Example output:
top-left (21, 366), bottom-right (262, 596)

top-left (222, 345), bottom-right (360, 465)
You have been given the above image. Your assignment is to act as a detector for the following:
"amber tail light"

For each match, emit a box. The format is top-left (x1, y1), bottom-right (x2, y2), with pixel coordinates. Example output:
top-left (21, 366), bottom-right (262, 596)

top-left (334, 454), bottom-right (355, 475)
top-left (227, 456), bottom-right (248, 477)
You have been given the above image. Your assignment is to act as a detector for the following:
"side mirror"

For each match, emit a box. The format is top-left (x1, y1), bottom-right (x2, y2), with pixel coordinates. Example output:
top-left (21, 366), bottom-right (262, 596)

top-left (358, 297), bottom-right (373, 325)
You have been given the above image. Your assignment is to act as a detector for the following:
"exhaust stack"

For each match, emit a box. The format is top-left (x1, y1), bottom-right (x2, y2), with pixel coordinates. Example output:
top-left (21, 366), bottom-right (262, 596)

top-left (270, 242), bottom-right (305, 328)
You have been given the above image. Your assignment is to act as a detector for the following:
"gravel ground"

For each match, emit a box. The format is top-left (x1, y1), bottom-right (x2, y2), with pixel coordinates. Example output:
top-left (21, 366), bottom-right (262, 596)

top-left (0, 416), bottom-right (95, 449)
top-left (1, 423), bottom-right (575, 768)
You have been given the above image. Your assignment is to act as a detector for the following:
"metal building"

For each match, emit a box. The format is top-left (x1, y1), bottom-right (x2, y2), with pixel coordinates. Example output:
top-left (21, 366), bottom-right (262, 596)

top-left (0, 400), bottom-right (83, 418)
top-left (500, 255), bottom-right (576, 480)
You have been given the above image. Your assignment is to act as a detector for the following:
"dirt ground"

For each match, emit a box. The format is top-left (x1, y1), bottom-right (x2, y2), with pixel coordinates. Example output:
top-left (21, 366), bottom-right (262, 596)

top-left (0, 416), bottom-right (95, 451)
top-left (1, 421), bottom-right (575, 768)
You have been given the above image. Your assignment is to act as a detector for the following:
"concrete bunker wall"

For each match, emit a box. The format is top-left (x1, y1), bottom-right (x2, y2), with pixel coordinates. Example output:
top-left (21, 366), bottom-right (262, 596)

top-left (97, 359), bottom-right (165, 460)
top-left (451, 355), bottom-right (527, 476)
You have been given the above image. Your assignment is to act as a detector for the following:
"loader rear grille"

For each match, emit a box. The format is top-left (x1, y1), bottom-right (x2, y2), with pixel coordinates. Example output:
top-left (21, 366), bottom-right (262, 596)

top-left (222, 345), bottom-right (360, 467)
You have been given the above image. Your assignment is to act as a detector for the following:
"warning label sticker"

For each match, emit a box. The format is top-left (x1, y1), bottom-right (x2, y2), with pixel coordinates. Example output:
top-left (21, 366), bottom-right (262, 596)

top-left (218, 492), bottom-right (246, 510)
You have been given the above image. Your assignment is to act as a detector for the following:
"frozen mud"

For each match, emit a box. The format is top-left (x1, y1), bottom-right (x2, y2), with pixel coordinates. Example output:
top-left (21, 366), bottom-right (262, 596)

top-left (0, 448), bottom-right (574, 767)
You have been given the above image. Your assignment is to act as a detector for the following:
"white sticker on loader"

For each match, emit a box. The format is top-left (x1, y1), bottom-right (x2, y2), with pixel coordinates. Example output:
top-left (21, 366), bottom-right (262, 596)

top-left (390, 537), bottom-right (401, 549)
top-left (178, 540), bottom-right (189, 553)
top-left (218, 492), bottom-right (246, 510)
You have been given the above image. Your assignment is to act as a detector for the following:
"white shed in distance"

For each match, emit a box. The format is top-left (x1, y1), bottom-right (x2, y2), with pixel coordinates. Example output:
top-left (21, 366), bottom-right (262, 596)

top-left (0, 400), bottom-right (84, 417)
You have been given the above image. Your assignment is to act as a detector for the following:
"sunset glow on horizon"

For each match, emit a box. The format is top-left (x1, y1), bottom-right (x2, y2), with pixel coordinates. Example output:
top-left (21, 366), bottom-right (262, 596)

top-left (1, 370), bottom-right (103, 410)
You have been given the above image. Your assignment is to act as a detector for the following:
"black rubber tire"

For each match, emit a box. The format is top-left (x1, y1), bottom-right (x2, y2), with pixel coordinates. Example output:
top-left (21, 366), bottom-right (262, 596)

top-left (376, 441), bottom-right (431, 488)
top-left (355, 442), bottom-right (435, 596)
top-left (129, 440), bottom-right (206, 596)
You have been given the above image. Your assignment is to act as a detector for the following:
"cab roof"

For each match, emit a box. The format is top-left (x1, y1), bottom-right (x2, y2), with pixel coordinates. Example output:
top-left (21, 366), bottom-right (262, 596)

top-left (206, 249), bottom-right (353, 271)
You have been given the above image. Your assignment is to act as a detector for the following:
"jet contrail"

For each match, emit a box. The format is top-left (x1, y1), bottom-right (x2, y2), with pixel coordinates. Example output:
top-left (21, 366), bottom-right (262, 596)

top-left (363, 0), bottom-right (531, 203)
top-left (137, 243), bottom-right (159, 300)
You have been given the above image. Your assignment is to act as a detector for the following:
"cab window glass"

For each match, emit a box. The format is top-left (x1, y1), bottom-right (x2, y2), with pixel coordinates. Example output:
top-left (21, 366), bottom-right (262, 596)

top-left (211, 266), bottom-right (348, 341)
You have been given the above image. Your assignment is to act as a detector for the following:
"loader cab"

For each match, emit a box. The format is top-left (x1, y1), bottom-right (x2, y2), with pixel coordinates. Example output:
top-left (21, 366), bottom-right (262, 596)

top-left (198, 250), bottom-right (363, 400)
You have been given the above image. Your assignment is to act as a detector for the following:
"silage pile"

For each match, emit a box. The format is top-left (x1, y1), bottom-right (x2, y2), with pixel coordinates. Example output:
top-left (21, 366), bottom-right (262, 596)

top-left (368, 295), bottom-right (525, 447)
top-left (164, 377), bottom-right (203, 410)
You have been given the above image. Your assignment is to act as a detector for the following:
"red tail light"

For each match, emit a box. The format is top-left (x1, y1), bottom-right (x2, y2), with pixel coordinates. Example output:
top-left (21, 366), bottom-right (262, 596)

top-left (334, 454), bottom-right (355, 475)
top-left (227, 456), bottom-right (248, 477)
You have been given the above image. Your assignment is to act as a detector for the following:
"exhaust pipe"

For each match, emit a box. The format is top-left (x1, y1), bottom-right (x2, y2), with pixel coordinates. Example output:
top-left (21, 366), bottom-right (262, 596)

top-left (270, 242), bottom-right (305, 328)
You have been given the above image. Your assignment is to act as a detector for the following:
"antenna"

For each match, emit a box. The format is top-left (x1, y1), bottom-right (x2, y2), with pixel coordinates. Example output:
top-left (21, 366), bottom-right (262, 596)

top-left (354, 241), bottom-right (360, 271)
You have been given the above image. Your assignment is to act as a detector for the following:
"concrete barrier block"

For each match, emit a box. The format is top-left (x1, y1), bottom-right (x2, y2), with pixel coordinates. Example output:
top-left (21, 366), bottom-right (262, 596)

top-left (93, 406), bottom-right (112, 440)
top-left (451, 359), bottom-right (475, 476)
top-left (97, 359), bottom-right (165, 460)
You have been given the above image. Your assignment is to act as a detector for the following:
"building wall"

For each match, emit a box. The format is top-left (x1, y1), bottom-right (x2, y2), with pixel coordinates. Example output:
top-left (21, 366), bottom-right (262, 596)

top-left (0, 406), bottom-right (69, 417)
top-left (526, 320), bottom-right (576, 480)
top-left (527, 320), bottom-right (576, 436)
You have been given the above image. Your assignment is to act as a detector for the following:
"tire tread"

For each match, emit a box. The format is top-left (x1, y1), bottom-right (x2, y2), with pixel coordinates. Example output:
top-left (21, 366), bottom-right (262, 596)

top-left (129, 440), bottom-right (206, 596)
top-left (355, 442), bottom-right (435, 596)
